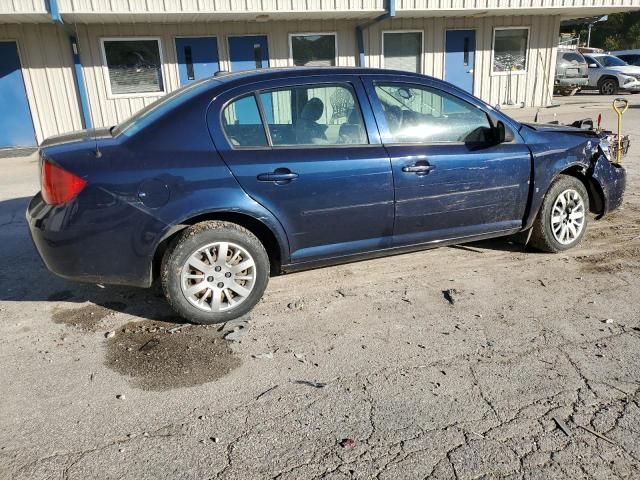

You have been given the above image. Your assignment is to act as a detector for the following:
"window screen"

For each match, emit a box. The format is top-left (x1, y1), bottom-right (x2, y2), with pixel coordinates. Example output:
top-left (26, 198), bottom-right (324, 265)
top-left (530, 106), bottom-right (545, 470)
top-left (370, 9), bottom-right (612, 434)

top-left (103, 39), bottom-right (164, 95)
top-left (259, 84), bottom-right (367, 146)
top-left (383, 32), bottom-right (422, 73)
top-left (374, 83), bottom-right (492, 144)
top-left (493, 28), bottom-right (528, 73)
top-left (291, 34), bottom-right (336, 67)
top-left (222, 95), bottom-right (268, 147)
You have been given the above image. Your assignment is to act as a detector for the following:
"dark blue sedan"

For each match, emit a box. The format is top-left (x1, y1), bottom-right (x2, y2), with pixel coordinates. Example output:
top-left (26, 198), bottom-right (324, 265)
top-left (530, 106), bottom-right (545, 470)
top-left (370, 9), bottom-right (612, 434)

top-left (27, 68), bottom-right (626, 323)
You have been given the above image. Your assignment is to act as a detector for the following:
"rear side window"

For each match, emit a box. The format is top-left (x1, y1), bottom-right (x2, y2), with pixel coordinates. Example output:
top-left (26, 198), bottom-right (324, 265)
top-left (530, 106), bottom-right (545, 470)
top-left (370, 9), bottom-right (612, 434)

top-left (259, 84), bottom-right (368, 146)
top-left (222, 94), bottom-right (268, 147)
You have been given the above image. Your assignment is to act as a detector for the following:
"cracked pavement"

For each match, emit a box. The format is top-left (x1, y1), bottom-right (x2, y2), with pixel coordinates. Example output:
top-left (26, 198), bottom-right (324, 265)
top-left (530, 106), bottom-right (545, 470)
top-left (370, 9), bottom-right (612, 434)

top-left (1, 94), bottom-right (639, 479)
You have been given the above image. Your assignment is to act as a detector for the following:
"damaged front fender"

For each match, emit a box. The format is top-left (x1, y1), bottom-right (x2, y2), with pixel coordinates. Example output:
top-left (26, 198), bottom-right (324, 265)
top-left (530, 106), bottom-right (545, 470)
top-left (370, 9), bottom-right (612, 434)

top-left (591, 155), bottom-right (626, 216)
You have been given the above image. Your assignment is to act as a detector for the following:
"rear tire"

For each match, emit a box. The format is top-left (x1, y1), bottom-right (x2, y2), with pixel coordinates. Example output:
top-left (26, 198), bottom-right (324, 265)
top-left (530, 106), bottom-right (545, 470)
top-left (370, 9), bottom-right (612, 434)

top-left (161, 221), bottom-right (270, 324)
top-left (529, 175), bottom-right (589, 253)
top-left (599, 78), bottom-right (619, 95)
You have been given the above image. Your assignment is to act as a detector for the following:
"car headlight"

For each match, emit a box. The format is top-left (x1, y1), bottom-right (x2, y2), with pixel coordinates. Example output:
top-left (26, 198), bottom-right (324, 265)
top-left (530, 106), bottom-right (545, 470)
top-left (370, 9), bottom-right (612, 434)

top-left (625, 73), bottom-right (640, 81)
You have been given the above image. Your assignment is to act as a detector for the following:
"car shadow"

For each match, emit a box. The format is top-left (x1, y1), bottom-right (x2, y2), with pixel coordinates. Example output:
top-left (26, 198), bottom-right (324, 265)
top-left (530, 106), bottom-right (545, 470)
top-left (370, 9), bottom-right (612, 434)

top-left (1, 195), bottom-right (533, 322)
top-left (0, 196), bottom-right (187, 324)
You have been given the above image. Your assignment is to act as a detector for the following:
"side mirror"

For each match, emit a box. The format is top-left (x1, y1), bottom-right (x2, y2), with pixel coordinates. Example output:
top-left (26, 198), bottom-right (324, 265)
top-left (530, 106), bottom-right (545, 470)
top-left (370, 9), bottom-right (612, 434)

top-left (588, 63), bottom-right (598, 68)
top-left (495, 121), bottom-right (513, 144)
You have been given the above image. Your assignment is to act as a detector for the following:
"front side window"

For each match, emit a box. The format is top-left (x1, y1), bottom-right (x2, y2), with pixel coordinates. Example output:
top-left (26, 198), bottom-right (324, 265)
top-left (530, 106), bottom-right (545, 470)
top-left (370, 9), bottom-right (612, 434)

top-left (290, 34), bottom-right (336, 67)
top-left (259, 84), bottom-right (367, 146)
top-left (222, 95), bottom-right (268, 147)
top-left (374, 83), bottom-right (492, 144)
top-left (584, 55), bottom-right (599, 67)
top-left (383, 31), bottom-right (422, 73)
top-left (600, 55), bottom-right (627, 67)
top-left (102, 38), bottom-right (164, 95)
top-left (492, 28), bottom-right (529, 73)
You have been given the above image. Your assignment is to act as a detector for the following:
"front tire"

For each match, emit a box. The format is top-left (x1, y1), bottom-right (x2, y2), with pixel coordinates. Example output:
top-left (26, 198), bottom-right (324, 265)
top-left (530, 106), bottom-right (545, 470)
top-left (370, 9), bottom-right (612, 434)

top-left (530, 175), bottom-right (589, 253)
top-left (161, 221), bottom-right (270, 324)
top-left (599, 78), bottom-right (619, 95)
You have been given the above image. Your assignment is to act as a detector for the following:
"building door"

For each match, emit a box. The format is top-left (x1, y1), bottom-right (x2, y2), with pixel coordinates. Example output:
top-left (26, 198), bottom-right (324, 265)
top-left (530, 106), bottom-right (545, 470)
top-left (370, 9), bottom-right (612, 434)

top-left (0, 42), bottom-right (36, 148)
top-left (228, 36), bottom-right (271, 117)
top-left (228, 36), bottom-right (269, 72)
top-left (445, 30), bottom-right (475, 93)
top-left (175, 37), bottom-right (219, 86)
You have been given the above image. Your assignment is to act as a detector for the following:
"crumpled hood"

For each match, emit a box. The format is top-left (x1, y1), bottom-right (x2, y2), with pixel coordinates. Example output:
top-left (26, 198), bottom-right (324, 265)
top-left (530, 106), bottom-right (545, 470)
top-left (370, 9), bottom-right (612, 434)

top-left (40, 127), bottom-right (112, 148)
top-left (520, 122), bottom-right (600, 138)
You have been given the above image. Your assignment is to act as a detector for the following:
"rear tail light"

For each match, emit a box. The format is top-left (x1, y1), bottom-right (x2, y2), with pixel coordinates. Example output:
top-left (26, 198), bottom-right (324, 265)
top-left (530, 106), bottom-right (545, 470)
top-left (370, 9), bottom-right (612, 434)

top-left (41, 159), bottom-right (86, 205)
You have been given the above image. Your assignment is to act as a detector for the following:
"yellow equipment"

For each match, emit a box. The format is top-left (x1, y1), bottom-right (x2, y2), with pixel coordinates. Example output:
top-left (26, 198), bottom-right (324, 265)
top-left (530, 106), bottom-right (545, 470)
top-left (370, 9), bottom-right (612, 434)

top-left (612, 98), bottom-right (629, 163)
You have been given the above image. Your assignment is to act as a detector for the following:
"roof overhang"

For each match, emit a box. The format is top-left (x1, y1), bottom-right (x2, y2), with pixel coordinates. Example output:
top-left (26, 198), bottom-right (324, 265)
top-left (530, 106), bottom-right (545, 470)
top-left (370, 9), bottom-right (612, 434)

top-left (394, 5), bottom-right (640, 19)
top-left (0, 12), bottom-right (51, 23)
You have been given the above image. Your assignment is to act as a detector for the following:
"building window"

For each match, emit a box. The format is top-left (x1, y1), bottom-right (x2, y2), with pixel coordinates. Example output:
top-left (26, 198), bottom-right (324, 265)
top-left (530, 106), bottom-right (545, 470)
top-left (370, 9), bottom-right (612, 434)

top-left (383, 31), bottom-right (422, 73)
top-left (101, 38), bottom-right (164, 96)
top-left (492, 28), bottom-right (529, 74)
top-left (290, 33), bottom-right (336, 67)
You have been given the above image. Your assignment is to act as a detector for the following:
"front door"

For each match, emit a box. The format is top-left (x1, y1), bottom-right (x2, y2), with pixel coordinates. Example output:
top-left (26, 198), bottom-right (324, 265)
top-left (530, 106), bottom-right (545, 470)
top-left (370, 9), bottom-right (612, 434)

top-left (228, 35), bottom-right (269, 72)
top-left (0, 42), bottom-right (35, 148)
top-left (445, 30), bottom-right (475, 93)
top-left (365, 79), bottom-right (531, 245)
top-left (175, 37), bottom-right (219, 86)
top-left (208, 78), bottom-right (394, 264)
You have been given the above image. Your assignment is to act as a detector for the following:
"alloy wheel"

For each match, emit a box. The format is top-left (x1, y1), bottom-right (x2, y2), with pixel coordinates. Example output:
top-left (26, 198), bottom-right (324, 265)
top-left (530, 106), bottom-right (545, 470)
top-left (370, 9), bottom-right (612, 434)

top-left (550, 189), bottom-right (586, 245)
top-left (180, 241), bottom-right (256, 312)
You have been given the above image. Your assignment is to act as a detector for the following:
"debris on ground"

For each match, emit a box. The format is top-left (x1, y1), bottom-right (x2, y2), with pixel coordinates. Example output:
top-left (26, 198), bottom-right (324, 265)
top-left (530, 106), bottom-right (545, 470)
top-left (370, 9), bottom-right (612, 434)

top-left (105, 331), bottom-right (115, 339)
top-left (287, 301), bottom-right (304, 310)
top-left (252, 352), bottom-right (274, 360)
top-left (294, 352), bottom-right (306, 363)
top-left (339, 438), bottom-right (356, 449)
top-left (222, 318), bottom-right (250, 342)
top-left (291, 380), bottom-right (326, 388)
top-left (604, 318), bottom-right (615, 324)
top-left (116, 394), bottom-right (125, 400)
top-left (443, 289), bottom-right (458, 305)
top-left (256, 385), bottom-right (278, 400)
top-left (577, 424), bottom-right (617, 446)
top-left (553, 416), bottom-right (571, 437)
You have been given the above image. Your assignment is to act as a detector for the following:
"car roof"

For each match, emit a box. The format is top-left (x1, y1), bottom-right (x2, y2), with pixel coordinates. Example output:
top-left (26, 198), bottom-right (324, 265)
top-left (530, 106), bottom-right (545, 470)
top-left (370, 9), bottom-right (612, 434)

top-left (210, 66), bottom-right (436, 84)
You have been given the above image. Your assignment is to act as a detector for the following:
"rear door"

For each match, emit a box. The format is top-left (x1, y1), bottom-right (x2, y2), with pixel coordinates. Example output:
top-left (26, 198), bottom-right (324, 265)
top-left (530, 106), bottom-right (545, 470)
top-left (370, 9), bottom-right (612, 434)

top-left (207, 76), bottom-right (394, 264)
top-left (363, 77), bottom-right (531, 246)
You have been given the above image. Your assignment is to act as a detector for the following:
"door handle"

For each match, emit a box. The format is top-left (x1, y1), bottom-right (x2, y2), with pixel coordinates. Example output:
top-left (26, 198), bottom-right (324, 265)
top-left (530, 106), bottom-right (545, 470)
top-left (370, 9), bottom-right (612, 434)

top-left (402, 164), bottom-right (434, 174)
top-left (257, 169), bottom-right (299, 183)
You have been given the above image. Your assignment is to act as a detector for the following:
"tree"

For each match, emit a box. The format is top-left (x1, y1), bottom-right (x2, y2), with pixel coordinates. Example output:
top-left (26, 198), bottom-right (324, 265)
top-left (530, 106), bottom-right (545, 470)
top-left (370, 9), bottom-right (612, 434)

top-left (561, 12), bottom-right (640, 50)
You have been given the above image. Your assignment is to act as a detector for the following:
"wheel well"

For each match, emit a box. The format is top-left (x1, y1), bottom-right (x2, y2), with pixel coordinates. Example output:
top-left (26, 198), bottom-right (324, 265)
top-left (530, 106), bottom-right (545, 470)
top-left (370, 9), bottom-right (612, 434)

top-left (153, 212), bottom-right (283, 280)
top-left (598, 75), bottom-right (618, 86)
top-left (558, 166), bottom-right (604, 215)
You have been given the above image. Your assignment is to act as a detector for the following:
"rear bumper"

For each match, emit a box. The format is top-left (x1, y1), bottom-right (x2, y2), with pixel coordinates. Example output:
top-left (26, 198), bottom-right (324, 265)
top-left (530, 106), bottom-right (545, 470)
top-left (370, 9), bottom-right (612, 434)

top-left (555, 77), bottom-right (589, 87)
top-left (26, 192), bottom-right (156, 288)
top-left (592, 157), bottom-right (626, 215)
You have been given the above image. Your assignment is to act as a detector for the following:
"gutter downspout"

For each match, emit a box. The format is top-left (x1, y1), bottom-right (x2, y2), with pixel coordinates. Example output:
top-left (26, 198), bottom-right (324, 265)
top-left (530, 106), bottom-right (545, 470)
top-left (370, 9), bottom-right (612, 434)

top-left (46, 0), bottom-right (92, 129)
top-left (356, 0), bottom-right (396, 67)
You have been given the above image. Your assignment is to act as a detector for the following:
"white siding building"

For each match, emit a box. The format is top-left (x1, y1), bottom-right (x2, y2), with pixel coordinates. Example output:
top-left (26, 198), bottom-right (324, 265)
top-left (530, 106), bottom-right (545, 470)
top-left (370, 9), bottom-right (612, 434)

top-left (0, 0), bottom-right (638, 147)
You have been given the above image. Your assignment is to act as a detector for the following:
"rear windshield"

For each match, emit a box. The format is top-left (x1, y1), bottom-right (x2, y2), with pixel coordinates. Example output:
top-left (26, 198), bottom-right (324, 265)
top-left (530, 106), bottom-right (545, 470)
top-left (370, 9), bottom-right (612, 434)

top-left (560, 52), bottom-right (585, 63)
top-left (112, 78), bottom-right (216, 137)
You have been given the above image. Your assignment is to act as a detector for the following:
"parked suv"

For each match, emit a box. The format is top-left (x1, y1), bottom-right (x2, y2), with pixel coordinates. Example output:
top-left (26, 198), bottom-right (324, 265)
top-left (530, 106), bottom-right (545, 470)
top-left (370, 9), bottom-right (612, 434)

top-left (583, 53), bottom-right (640, 94)
top-left (611, 49), bottom-right (640, 66)
top-left (27, 68), bottom-right (626, 324)
top-left (554, 50), bottom-right (589, 95)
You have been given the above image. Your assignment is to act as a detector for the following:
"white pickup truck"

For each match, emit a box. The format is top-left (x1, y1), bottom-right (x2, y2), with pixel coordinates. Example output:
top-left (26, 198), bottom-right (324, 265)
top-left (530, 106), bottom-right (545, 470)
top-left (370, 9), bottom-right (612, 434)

top-left (583, 53), bottom-right (640, 95)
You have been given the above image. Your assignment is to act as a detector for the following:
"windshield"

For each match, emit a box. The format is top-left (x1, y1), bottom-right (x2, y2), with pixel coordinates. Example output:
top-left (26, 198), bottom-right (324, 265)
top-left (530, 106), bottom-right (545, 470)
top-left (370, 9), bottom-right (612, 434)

top-left (112, 78), bottom-right (216, 137)
top-left (599, 55), bottom-right (628, 67)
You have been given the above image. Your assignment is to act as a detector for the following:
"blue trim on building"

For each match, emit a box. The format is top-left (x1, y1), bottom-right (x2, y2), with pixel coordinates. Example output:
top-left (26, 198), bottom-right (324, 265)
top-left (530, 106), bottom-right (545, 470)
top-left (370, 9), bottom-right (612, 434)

top-left (46, 0), bottom-right (93, 130)
top-left (356, 0), bottom-right (396, 67)
top-left (70, 37), bottom-right (92, 129)
top-left (45, 0), bottom-right (62, 24)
